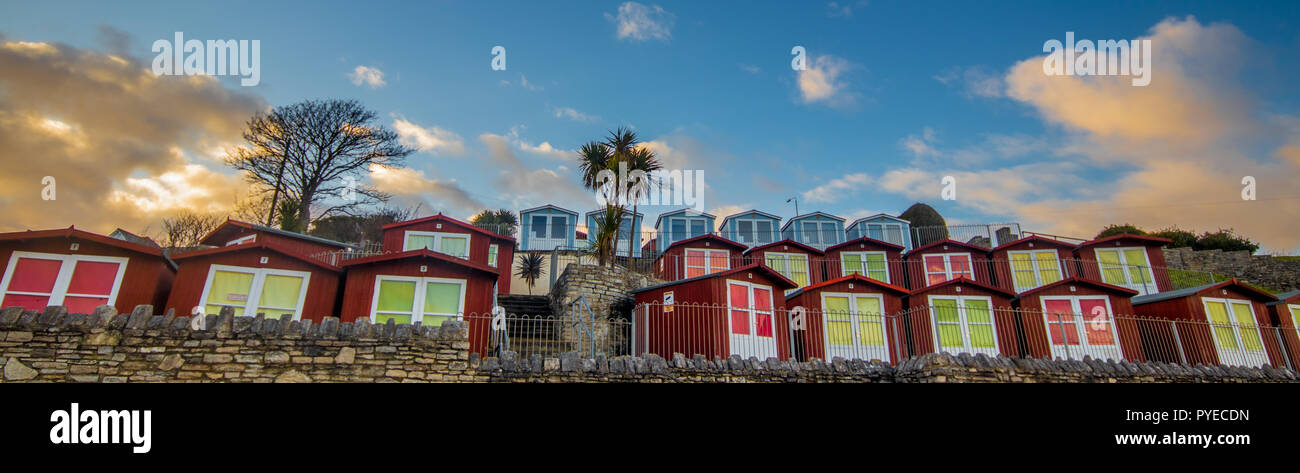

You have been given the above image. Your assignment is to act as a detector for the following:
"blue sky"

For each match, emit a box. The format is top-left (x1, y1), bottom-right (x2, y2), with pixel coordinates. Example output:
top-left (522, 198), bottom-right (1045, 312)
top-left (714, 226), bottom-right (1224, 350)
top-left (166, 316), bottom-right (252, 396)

top-left (1, 1), bottom-right (1298, 249)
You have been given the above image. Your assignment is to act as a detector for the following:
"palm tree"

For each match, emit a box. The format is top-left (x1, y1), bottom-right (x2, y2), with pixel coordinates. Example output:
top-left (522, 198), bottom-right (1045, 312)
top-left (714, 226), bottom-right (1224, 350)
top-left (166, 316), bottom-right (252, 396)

top-left (575, 127), bottom-right (660, 265)
top-left (471, 208), bottom-right (519, 237)
top-left (514, 253), bottom-right (546, 295)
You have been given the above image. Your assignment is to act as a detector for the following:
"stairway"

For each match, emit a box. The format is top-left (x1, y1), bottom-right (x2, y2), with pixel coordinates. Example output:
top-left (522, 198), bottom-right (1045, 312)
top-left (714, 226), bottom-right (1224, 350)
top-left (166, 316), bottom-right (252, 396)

top-left (496, 294), bottom-right (553, 317)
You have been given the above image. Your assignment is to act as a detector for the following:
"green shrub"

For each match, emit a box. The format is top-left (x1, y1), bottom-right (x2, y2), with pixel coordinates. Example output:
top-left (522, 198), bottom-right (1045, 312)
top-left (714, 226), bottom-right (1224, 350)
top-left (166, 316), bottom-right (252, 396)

top-left (1094, 223), bottom-right (1146, 239)
top-left (1193, 229), bottom-right (1260, 253)
top-left (1150, 227), bottom-right (1197, 248)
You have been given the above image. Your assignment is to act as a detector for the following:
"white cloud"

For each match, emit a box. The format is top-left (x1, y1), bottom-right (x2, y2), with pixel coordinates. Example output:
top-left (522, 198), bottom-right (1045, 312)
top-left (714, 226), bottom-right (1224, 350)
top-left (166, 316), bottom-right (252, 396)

top-left (348, 65), bottom-right (386, 88)
top-left (519, 140), bottom-right (572, 160)
top-left (553, 106), bottom-right (599, 122)
top-left (934, 66), bottom-right (1004, 98)
top-left (797, 55), bottom-right (856, 107)
top-left (368, 164), bottom-right (483, 214)
top-left (900, 127), bottom-right (940, 158)
top-left (391, 115), bottom-right (466, 156)
top-left (607, 2), bottom-right (675, 42)
top-left (801, 173), bottom-right (873, 203)
top-left (826, 1), bottom-right (868, 18)
top-left (520, 74), bottom-right (542, 91)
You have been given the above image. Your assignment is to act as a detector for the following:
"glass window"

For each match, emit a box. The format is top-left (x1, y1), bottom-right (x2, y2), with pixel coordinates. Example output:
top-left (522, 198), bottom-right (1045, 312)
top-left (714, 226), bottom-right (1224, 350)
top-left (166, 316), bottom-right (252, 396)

top-left (923, 253), bottom-right (974, 285)
top-left (755, 221), bottom-right (773, 244)
top-left (690, 220), bottom-right (706, 238)
top-left (765, 252), bottom-right (809, 287)
top-left (821, 222), bottom-right (839, 245)
top-left (884, 224), bottom-right (904, 246)
top-left (371, 276), bottom-right (465, 326)
top-left (841, 251), bottom-right (888, 283)
top-left (488, 244), bottom-right (499, 267)
top-left (201, 265), bottom-right (309, 320)
top-left (684, 249), bottom-right (729, 278)
top-left (0, 252), bottom-right (127, 313)
top-left (549, 216), bottom-right (567, 239)
top-left (670, 219), bottom-right (686, 241)
top-left (738, 220), bottom-right (754, 243)
top-left (1008, 250), bottom-right (1062, 292)
top-left (803, 222), bottom-right (820, 244)
top-left (404, 231), bottom-right (471, 259)
top-left (530, 216), bottom-right (548, 238)
top-left (1095, 247), bottom-right (1157, 295)
top-left (931, 295), bottom-right (998, 354)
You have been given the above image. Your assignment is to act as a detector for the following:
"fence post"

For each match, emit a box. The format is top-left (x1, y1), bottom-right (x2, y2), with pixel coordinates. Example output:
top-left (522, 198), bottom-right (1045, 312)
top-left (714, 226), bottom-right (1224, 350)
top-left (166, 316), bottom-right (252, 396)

top-left (550, 247), bottom-right (559, 288)
top-left (1170, 320), bottom-right (1186, 364)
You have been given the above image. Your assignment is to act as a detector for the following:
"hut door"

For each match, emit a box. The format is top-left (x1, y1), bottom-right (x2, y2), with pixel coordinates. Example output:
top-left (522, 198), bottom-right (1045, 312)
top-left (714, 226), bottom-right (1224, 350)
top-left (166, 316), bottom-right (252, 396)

top-left (821, 293), bottom-right (891, 362)
top-left (0, 252), bottom-right (127, 313)
top-left (1201, 298), bottom-right (1268, 367)
top-left (728, 281), bottom-right (777, 359)
top-left (1041, 297), bottom-right (1121, 361)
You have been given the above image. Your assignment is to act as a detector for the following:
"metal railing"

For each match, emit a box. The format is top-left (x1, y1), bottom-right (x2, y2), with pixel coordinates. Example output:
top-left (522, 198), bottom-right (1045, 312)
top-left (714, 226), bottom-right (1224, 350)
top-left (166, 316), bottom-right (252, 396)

top-left (462, 312), bottom-right (633, 359)
top-left (911, 223), bottom-right (1022, 249)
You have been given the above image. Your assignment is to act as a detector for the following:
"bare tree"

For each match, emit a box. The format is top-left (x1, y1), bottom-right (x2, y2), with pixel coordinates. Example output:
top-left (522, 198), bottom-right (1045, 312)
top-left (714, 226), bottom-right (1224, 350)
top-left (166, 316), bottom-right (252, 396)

top-left (155, 211), bottom-right (223, 248)
top-left (225, 99), bottom-right (414, 230)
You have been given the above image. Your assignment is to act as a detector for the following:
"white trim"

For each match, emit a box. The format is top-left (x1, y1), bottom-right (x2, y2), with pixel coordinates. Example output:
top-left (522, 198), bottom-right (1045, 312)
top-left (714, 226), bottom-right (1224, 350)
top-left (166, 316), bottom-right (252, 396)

top-left (1095, 247), bottom-right (1158, 295)
top-left (1289, 304), bottom-right (1300, 340)
top-left (368, 275), bottom-right (467, 324)
top-left (0, 251), bottom-right (130, 309)
top-left (922, 252), bottom-right (976, 284)
top-left (819, 292), bottom-right (891, 362)
top-left (225, 234), bottom-right (256, 246)
top-left (1008, 249), bottom-right (1064, 292)
top-left (1039, 295), bottom-right (1121, 361)
top-left (1200, 297), bottom-right (1268, 367)
top-left (927, 294), bottom-right (999, 356)
top-left (725, 279), bottom-right (777, 359)
top-left (488, 244), bottom-right (499, 268)
top-left (763, 252), bottom-right (810, 288)
top-left (839, 251), bottom-right (889, 283)
top-left (683, 248), bottom-right (729, 278)
top-left (197, 264), bottom-right (311, 320)
top-left (403, 230), bottom-right (471, 259)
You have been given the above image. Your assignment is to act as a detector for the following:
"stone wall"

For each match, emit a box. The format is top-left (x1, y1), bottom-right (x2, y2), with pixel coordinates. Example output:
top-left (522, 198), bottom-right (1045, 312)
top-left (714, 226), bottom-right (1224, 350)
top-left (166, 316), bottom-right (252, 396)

top-left (1163, 247), bottom-right (1300, 292)
top-left (3, 304), bottom-right (1296, 383)
top-left (0, 305), bottom-right (481, 383)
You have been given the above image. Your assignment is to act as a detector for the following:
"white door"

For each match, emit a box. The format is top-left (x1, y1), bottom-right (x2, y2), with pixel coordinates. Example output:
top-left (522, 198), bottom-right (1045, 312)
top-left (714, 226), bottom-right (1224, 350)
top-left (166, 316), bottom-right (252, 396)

top-left (728, 280), bottom-right (777, 359)
top-left (1202, 298), bottom-right (1269, 367)
top-left (821, 293), bottom-right (891, 362)
top-left (1041, 296), bottom-right (1123, 361)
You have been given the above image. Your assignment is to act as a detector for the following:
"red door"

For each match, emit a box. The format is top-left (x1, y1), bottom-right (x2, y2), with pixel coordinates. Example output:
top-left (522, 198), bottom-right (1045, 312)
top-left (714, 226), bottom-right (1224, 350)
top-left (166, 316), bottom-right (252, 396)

top-left (1, 253), bottom-right (126, 312)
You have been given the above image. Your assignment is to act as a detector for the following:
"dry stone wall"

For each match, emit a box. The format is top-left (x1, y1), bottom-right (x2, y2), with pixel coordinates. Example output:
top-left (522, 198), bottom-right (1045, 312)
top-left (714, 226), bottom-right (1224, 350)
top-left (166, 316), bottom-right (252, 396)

top-left (1163, 247), bottom-right (1300, 292)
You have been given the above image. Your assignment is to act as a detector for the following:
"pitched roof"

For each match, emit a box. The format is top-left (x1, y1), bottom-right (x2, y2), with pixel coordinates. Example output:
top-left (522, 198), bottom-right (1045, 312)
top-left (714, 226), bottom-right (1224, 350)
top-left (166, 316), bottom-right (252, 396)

top-left (786, 274), bottom-right (909, 300)
top-left (518, 204), bottom-right (578, 216)
top-left (824, 236), bottom-right (905, 253)
top-left (1078, 233), bottom-right (1172, 249)
top-left (0, 226), bottom-right (166, 258)
top-left (1267, 290), bottom-right (1300, 306)
top-left (1012, 277), bottom-right (1138, 301)
top-left (169, 240), bottom-right (342, 272)
top-left (779, 211), bottom-right (845, 232)
top-left (908, 276), bottom-right (1016, 298)
top-left (658, 234), bottom-right (748, 254)
top-left (381, 213), bottom-right (516, 243)
top-left (907, 239), bottom-right (992, 256)
top-left (632, 263), bottom-right (799, 294)
top-left (1131, 279), bottom-right (1279, 305)
top-left (109, 228), bottom-right (161, 248)
top-left (718, 209), bottom-right (783, 226)
top-left (743, 238), bottom-right (826, 256)
top-left (846, 214), bottom-right (910, 228)
top-left (340, 248), bottom-right (500, 276)
top-left (653, 208), bottom-right (717, 228)
top-left (990, 234), bottom-right (1079, 253)
top-left (201, 219), bottom-right (358, 249)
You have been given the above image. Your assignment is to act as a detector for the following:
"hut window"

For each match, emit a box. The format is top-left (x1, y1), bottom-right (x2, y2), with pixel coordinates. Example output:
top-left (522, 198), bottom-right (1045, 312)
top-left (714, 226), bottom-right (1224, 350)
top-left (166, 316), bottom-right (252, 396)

top-left (764, 252), bottom-right (809, 287)
top-left (0, 251), bottom-right (128, 314)
top-left (1095, 248), bottom-right (1157, 295)
top-left (821, 293), bottom-right (889, 362)
top-left (371, 276), bottom-right (466, 326)
top-left (727, 281), bottom-right (777, 358)
top-left (1008, 250), bottom-right (1063, 292)
top-left (1039, 296), bottom-right (1120, 361)
top-left (929, 295), bottom-right (998, 356)
top-left (200, 265), bottom-right (310, 320)
top-left (1201, 297), bottom-right (1267, 366)
top-left (488, 244), bottom-right (499, 267)
top-left (840, 251), bottom-right (889, 283)
top-left (923, 253), bottom-right (974, 285)
top-left (403, 231), bottom-right (470, 259)
top-left (684, 249), bottom-right (729, 278)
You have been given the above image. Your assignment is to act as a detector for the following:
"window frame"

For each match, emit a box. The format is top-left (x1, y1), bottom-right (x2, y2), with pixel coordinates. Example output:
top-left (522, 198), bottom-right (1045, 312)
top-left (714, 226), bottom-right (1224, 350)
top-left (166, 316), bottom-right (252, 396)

top-left (402, 230), bottom-right (472, 259)
top-left (839, 251), bottom-right (889, 283)
top-left (927, 294), bottom-right (999, 356)
top-left (764, 252), bottom-right (810, 287)
top-left (1094, 247), bottom-right (1158, 295)
top-left (1199, 296), bottom-right (1266, 365)
top-left (488, 244), bottom-right (499, 268)
top-left (683, 248), bottom-right (730, 278)
top-left (1038, 295), bottom-right (1121, 360)
top-left (923, 252), bottom-right (976, 284)
top-left (819, 292), bottom-right (891, 361)
top-left (731, 217), bottom-right (775, 245)
top-left (1007, 249), bottom-right (1064, 292)
top-left (0, 251), bottom-right (130, 311)
top-left (198, 264), bottom-right (312, 320)
top-left (725, 279), bottom-right (777, 358)
top-left (368, 275), bottom-right (467, 324)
